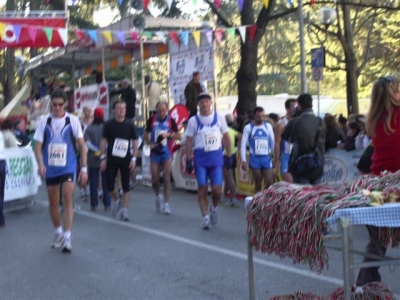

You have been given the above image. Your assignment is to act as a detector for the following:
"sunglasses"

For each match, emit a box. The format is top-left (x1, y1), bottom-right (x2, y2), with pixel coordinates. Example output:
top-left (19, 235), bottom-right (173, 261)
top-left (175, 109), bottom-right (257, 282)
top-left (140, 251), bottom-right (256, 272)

top-left (52, 102), bottom-right (65, 107)
top-left (383, 76), bottom-right (393, 84)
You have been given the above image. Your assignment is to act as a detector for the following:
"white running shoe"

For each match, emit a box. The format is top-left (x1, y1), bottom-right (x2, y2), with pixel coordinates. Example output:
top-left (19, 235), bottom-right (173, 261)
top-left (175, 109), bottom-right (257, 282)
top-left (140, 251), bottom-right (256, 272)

top-left (209, 206), bottom-right (218, 225)
top-left (230, 198), bottom-right (239, 208)
top-left (156, 194), bottom-right (164, 212)
top-left (51, 232), bottom-right (64, 248)
top-left (61, 236), bottom-right (72, 253)
top-left (202, 216), bottom-right (211, 230)
top-left (112, 199), bottom-right (122, 218)
top-left (164, 203), bottom-right (171, 215)
top-left (120, 210), bottom-right (129, 222)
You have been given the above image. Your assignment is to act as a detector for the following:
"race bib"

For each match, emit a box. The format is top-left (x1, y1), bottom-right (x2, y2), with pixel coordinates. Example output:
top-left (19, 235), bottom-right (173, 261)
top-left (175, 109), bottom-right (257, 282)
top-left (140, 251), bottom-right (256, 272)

top-left (255, 139), bottom-right (269, 155)
top-left (203, 131), bottom-right (220, 152)
top-left (112, 138), bottom-right (129, 158)
top-left (155, 130), bottom-right (168, 146)
top-left (48, 143), bottom-right (67, 166)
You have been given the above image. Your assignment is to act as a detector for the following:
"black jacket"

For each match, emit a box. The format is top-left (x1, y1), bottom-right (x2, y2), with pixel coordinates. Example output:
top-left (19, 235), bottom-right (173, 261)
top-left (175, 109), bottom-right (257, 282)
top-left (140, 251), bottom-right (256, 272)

top-left (111, 86), bottom-right (137, 118)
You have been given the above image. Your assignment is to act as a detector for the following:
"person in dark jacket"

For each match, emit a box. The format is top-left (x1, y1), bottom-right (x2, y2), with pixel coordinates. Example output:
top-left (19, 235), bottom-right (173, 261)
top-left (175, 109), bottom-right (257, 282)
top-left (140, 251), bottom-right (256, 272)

top-left (324, 114), bottom-right (345, 151)
top-left (342, 122), bottom-right (361, 151)
top-left (184, 71), bottom-right (206, 117)
top-left (110, 78), bottom-right (137, 121)
top-left (282, 94), bottom-right (325, 184)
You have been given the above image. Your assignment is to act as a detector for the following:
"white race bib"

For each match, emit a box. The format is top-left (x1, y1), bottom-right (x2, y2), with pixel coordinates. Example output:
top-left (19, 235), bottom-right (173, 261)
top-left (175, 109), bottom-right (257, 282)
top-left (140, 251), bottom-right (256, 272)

top-left (202, 131), bottom-right (220, 152)
top-left (112, 138), bottom-right (129, 158)
top-left (48, 143), bottom-right (67, 166)
top-left (255, 139), bottom-right (269, 155)
top-left (155, 130), bottom-right (168, 146)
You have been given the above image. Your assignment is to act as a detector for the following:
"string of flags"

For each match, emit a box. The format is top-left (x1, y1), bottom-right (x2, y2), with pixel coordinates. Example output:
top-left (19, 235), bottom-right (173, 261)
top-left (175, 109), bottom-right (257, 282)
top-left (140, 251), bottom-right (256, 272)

top-left (0, 21), bottom-right (258, 47)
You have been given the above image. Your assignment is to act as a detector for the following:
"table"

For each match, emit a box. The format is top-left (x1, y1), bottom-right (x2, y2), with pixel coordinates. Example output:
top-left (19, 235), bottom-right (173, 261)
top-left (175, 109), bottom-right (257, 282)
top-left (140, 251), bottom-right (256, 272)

top-left (245, 199), bottom-right (400, 300)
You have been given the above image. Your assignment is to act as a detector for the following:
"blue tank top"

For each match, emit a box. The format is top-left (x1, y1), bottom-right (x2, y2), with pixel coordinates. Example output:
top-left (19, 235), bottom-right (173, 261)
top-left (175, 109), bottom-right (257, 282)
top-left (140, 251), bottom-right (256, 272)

top-left (42, 116), bottom-right (77, 179)
top-left (151, 114), bottom-right (171, 153)
top-left (248, 122), bottom-right (272, 157)
top-left (193, 113), bottom-right (223, 167)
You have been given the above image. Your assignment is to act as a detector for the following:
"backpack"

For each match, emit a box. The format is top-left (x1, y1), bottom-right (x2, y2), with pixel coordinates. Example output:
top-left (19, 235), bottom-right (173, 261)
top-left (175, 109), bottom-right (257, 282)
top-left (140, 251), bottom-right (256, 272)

top-left (151, 114), bottom-right (175, 155)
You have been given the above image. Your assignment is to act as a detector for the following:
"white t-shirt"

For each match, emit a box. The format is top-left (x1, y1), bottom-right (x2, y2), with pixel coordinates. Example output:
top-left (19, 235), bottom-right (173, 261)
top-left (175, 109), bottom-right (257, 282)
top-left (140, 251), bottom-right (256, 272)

top-left (0, 131), bottom-right (5, 160)
top-left (186, 113), bottom-right (228, 150)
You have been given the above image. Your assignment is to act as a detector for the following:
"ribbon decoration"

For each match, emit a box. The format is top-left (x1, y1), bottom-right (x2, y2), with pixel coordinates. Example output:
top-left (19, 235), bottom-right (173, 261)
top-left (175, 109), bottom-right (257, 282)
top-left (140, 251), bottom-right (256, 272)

top-left (13, 25), bottom-right (22, 43)
top-left (43, 27), bottom-right (53, 44)
top-left (155, 31), bottom-right (166, 43)
top-left (169, 32), bottom-right (179, 45)
top-left (101, 30), bottom-right (113, 44)
top-left (226, 27), bottom-right (235, 43)
top-left (237, 0), bottom-right (244, 12)
top-left (87, 30), bottom-right (98, 44)
top-left (58, 28), bottom-right (68, 46)
top-left (180, 31), bottom-right (189, 46)
top-left (192, 30), bottom-right (201, 48)
top-left (74, 29), bottom-right (85, 40)
top-left (115, 31), bottom-right (126, 45)
top-left (130, 31), bottom-right (139, 42)
top-left (28, 28), bottom-right (37, 43)
top-left (248, 25), bottom-right (257, 42)
top-left (215, 29), bottom-right (223, 44)
top-left (238, 26), bottom-right (246, 43)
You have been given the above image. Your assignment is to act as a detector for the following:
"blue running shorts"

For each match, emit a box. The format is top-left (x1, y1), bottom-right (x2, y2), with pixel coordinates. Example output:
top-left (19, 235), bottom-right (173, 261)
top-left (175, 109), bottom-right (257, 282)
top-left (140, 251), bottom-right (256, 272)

top-left (195, 165), bottom-right (223, 186)
top-left (249, 155), bottom-right (272, 170)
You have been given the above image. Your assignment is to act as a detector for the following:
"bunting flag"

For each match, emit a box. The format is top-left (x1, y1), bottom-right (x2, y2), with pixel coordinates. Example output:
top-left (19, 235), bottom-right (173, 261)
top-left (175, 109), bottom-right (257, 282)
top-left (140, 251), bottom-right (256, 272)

top-left (226, 27), bottom-right (235, 42)
top-left (248, 25), bottom-right (257, 42)
top-left (155, 31), bottom-right (166, 43)
top-left (28, 28), bottom-right (37, 43)
top-left (101, 30), bottom-right (113, 44)
top-left (0, 22), bottom-right (6, 39)
top-left (263, 0), bottom-right (269, 9)
top-left (180, 31), bottom-right (189, 46)
top-left (192, 31), bottom-right (201, 48)
top-left (287, 0), bottom-right (292, 5)
top-left (115, 31), bottom-right (126, 45)
top-left (205, 30), bottom-right (213, 45)
top-left (74, 29), bottom-right (85, 40)
top-left (118, 0), bottom-right (123, 4)
top-left (169, 32), bottom-right (179, 45)
top-left (13, 25), bottom-right (22, 43)
top-left (43, 27), bottom-right (53, 44)
top-left (310, 0), bottom-right (315, 5)
top-left (215, 29), bottom-right (223, 44)
top-left (87, 30), bottom-right (98, 43)
top-left (144, 0), bottom-right (150, 9)
top-left (143, 31), bottom-right (153, 39)
top-left (58, 28), bottom-right (68, 46)
top-left (238, 26), bottom-right (246, 43)
top-left (193, 0), bottom-right (197, 6)
top-left (238, 0), bottom-right (244, 12)
top-left (167, 0), bottom-right (173, 9)
top-left (130, 31), bottom-right (139, 42)
top-left (215, 0), bottom-right (220, 9)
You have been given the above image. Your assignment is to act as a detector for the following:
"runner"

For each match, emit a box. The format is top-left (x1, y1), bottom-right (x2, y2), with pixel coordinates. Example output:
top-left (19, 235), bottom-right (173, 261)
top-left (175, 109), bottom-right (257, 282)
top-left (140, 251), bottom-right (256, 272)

top-left (143, 101), bottom-right (181, 215)
top-left (100, 100), bottom-right (138, 221)
top-left (33, 89), bottom-right (88, 252)
top-left (79, 106), bottom-right (92, 202)
top-left (185, 93), bottom-right (232, 230)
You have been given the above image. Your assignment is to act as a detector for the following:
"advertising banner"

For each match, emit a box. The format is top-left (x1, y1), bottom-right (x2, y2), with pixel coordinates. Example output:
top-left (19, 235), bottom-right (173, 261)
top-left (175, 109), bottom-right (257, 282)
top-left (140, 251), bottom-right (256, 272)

top-left (169, 46), bottom-right (214, 105)
top-left (4, 148), bottom-right (41, 202)
top-left (74, 83), bottom-right (109, 117)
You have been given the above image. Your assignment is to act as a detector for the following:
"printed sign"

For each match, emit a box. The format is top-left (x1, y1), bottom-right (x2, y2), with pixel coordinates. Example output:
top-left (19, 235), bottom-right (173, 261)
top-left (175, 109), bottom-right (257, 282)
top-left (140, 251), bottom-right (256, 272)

top-left (74, 82), bottom-right (109, 118)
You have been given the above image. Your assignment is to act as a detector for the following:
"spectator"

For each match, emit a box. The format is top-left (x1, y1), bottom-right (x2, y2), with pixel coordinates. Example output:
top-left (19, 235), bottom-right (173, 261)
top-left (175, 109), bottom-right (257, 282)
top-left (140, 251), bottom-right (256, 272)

top-left (184, 71), bottom-right (206, 117)
top-left (110, 78), bottom-right (137, 121)
top-left (324, 114), bottom-right (345, 151)
top-left (1, 119), bottom-right (18, 148)
top-left (355, 116), bottom-right (371, 150)
top-left (38, 77), bottom-right (49, 98)
top-left (343, 122), bottom-right (361, 151)
top-left (338, 114), bottom-right (348, 137)
top-left (267, 113), bottom-right (279, 126)
top-left (13, 119), bottom-right (31, 147)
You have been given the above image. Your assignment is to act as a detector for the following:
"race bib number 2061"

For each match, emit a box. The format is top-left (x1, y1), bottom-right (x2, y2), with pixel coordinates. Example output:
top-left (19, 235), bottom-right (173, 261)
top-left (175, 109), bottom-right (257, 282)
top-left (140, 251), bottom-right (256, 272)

top-left (48, 143), bottom-right (67, 166)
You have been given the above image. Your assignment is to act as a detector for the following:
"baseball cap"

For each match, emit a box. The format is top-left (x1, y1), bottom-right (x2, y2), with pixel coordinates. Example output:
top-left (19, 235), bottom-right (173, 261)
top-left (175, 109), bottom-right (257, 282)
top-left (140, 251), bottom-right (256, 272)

top-left (197, 93), bottom-right (212, 102)
top-left (94, 107), bottom-right (104, 119)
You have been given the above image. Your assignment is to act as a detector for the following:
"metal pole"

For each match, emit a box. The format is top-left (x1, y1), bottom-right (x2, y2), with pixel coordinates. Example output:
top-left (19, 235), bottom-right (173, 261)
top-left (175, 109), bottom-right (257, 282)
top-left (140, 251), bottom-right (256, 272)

top-left (167, 53), bottom-right (171, 109)
top-left (101, 47), bottom-right (106, 82)
top-left (212, 39), bottom-right (218, 112)
top-left (140, 34), bottom-right (147, 122)
top-left (299, 0), bottom-right (307, 94)
top-left (71, 52), bottom-right (76, 90)
top-left (317, 80), bottom-right (320, 116)
top-left (341, 218), bottom-right (351, 300)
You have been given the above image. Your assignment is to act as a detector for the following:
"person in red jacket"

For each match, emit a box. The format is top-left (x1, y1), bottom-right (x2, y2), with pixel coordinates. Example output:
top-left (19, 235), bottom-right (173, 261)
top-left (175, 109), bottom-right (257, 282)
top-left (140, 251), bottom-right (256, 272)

top-left (356, 76), bottom-right (400, 287)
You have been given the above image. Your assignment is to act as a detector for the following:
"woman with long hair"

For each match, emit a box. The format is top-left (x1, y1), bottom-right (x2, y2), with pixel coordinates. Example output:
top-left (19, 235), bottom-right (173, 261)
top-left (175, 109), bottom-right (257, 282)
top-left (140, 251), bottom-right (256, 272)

top-left (324, 114), bottom-right (345, 151)
top-left (356, 76), bottom-right (400, 287)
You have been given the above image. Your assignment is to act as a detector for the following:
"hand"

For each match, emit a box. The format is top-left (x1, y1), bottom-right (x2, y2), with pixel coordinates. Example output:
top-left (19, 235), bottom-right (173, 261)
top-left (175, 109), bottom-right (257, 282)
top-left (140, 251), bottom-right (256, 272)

top-left (185, 160), bottom-right (194, 174)
top-left (161, 132), bottom-right (170, 139)
top-left (38, 164), bottom-right (46, 178)
top-left (224, 156), bottom-right (233, 169)
top-left (129, 160), bottom-right (136, 171)
top-left (156, 134), bottom-right (165, 144)
top-left (241, 161), bottom-right (248, 171)
top-left (94, 151), bottom-right (100, 157)
top-left (78, 170), bottom-right (88, 186)
top-left (100, 160), bottom-right (106, 172)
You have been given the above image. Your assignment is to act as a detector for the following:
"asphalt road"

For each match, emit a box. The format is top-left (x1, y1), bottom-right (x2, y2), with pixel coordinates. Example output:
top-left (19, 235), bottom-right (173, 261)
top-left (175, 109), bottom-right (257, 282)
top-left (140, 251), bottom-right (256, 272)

top-left (1, 184), bottom-right (399, 300)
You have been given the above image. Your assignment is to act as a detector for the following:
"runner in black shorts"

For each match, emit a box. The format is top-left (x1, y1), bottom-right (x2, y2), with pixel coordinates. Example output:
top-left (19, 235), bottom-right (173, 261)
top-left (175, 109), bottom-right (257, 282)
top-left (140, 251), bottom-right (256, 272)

top-left (100, 100), bottom-right (138, 221)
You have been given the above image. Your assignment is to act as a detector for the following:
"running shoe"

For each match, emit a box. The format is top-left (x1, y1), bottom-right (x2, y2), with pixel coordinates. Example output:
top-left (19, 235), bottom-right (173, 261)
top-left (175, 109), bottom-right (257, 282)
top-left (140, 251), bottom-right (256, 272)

top-left (112, 199), bottom-right (122, 218)
top-left (202, 216), bottom-right (211, 230)
top-left (219, 197), bottom-right (229, 206)
top-left (61, 236), bottom-right (72, 253)
top-left (164, 202), bottom-right (171, 215)
top-left (156, 194), bottom-right (163, 212)
top-left (230, 198), bottom-right (239, 208)
top-left (209, 205), bottom-right (218, 225)
top-left (120, 210), bottom-right (129, 222)
top-left (51, 232), bottom-right (64, 248)
top-left (118, 189), bottom-right (123, 198)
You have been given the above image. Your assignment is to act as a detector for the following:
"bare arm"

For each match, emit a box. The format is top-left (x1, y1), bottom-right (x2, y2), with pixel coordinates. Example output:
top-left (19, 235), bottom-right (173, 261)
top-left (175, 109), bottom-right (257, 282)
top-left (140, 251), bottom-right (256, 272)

top-left (34, 141), bottom-right (46, 178)
top-left (100, 137), bottom-right (107, 157)
top-left (76, 138), bottom-right (87, 167)
top-left (274, 122), bottom-right (284, 164)
top-left (143, 130), bottom-right (151, 145)
top-left (185, 136), bottom-right (193, 161)
top-left (132, 139), bottom-right (138, 158)
top-left (222, 132), bottom-right (231, 157)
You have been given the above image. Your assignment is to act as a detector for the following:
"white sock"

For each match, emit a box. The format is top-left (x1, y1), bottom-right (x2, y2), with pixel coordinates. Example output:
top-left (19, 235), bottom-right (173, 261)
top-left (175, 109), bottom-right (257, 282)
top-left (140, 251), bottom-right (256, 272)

top-left (98, 190), bottom-right (103, 197)
top-left (55, 226), bottom-right (63, 234)
top-left (121, 208), bottom-right (127, 213)
top-left (211, 205), bottom-right (218, 211)
top-left (64, 231), bottom-right (71, 239)
top-left (203, 215), bottom-right (209, 220)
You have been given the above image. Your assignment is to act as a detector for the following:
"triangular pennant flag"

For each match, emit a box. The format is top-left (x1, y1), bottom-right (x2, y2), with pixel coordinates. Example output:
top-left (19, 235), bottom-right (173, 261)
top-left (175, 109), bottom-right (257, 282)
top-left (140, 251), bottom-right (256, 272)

top-left (180, 31), bottom-right (189, 46)
top-left (215, 0), bottom-right (220, 9)
top-left (43, 28), bottom-right (53, 44)
top-left (167, 0), bottom-right (173, 9)
top-left (118, 0), bottom-right (123, 4)
top-left (205, 30), bottom-right (213, 45)
top-left (237, 0), bottom-right (244, 12)
top-left (28, 28), bottom-right (37, 43)
top-left (193, 0), bottom-right (197, 6)
top-left (143, 31), bottom-right (153, 39)
top-left (144, 0), bottom-right (150, 9)
top-left (226, 28), bottom-right (235, 42)
top-left (248, 25), bottom-right (257, 42)
top-left (130, 31), bottom-right (139, 42)
top-left (311, 0), bottom-right (315, 5)
top-left (192, 31), bottom-right (201, 48)
top-left (13, 25), bottom-right (22, 42)
top-left (101, 30), bottom-right (112, 44)
top-left (0, 22), bottom-right (6, 39)
top-left (87, 30), bottom-right (98, 44)
top-left (74, 29), bottom-right (85, 40)
top-left (169, 32), bottom-right (179, 45)
top-left (72, 0), bottom-right (76, 4)
top-left (238, 26), bottom-right (246, 43)
top-left (58, 28), bottom-right (68, 46)
top-left (115, 31), bottom-right (126, 45)
top-left (155, 31), bottom-right (166, 43)
top-left (263, 0), bottom-right (269, 8)
top-left (287, 0), bottom-right (292, 5)
top-left (215, 29), bottom-right (223, 44)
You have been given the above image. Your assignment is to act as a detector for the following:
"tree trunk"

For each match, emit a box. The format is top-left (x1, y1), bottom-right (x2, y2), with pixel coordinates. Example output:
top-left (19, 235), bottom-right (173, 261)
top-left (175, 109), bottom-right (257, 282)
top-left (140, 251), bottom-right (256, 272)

top-left (3, 49), bottom-right (15, 106)
top-left (236, 40), bottom-right (259, 117)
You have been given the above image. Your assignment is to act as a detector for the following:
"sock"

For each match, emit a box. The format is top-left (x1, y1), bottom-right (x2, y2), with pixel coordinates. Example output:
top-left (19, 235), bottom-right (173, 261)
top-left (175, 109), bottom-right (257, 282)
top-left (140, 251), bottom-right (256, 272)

top-left (98, 190), bottom-right (103, 197)
top-left (121, 208), bottom-right (127, 213)
top-left (203, 215), bottom-right (209, 220)
top-left (211, 205), bottom-right (218, 211)
top-left (55, 226), bottom-right (63, 234)
top-left (64, 231), bottom-right (71, 239)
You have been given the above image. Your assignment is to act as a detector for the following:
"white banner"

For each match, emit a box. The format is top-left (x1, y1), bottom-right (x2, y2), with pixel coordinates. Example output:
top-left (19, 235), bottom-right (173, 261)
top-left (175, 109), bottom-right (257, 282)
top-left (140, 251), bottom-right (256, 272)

top-left (169, 46), bottom-right (214, 105)
top-left (4, 148), bottom-right (41, 202)
top-left (74, 82), bottom-right (109, 118)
